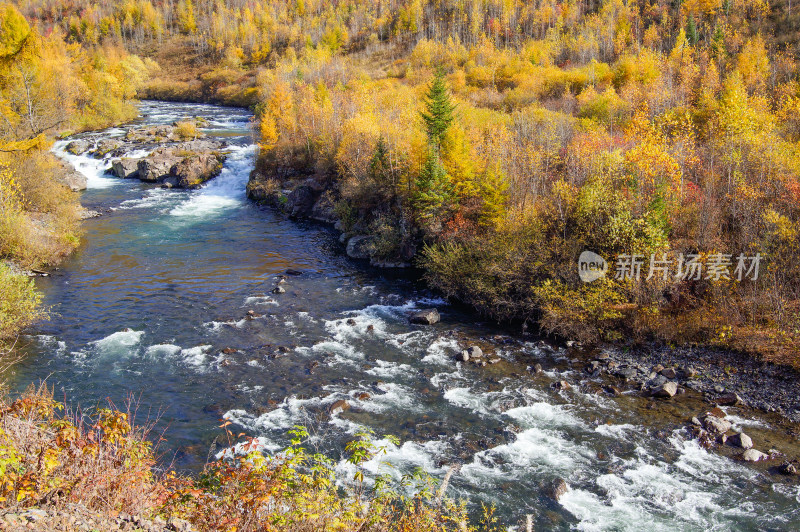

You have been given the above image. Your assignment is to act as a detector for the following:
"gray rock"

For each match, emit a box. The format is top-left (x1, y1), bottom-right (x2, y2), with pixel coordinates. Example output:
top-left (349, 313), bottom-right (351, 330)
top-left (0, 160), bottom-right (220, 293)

top-left (137, 154), bottom-right (180, 182)
top-left (58, 160), bottom-right (87, 191)
top-left (702, 415), bottom-right (732, 435)
top-left (346, 235), bottom-right (375, 260)
top-left (167, 516), bottom-right (193, 531)
top-left (614, 367), bottom-right (637, 380)
top-left (462, 346), bottom-right (483, 359)
top-left (652, 381), bottom-right (678, 398)
top-left (649, 375), bottom-right (668, 388)
top-left (93, 139), bottom-right (122, 157)
top-left (65, 140), bottom-right (89, 155)
top-left (310, 194), bottom-right (337, 223)
top-left (728, 432), bottom-right (753, 449)
top-left (741, 448), bottom-right (767, 462)
top-left (286, 185), bottom-right (316, 217)
top-left (111, 158), bottom-right (140, 179)
top-left (410, 308), bottom-right (440, 325)
top-left (78, 209), bottom-right (101, 220)
top-left (172, 153), bottom-right (225, 188)
top-left (660, 367), bottom-right (677, 379)
top-left (23, 508), bottom-right (48, 522)
top-left (716, 392), bottom-right (743, 406)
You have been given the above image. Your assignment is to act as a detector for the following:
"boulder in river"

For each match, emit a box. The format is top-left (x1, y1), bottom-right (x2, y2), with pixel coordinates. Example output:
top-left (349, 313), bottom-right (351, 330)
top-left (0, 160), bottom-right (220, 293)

top-left (66, 140), bottom-right (89, 155)
top-left (660, 367), bottom-right (678, 379)
top-left (461, 346), bottom-right (482, 361)
top-left (329, 399), bottom-right (350, 415)
top-left (111, 158), bottom-right (140, 179)
top-left (286, 185), bottom-right (316, 218)
top-left (728, 432), bottom-right (754, 449)
top-left (172, 153), bottom-right (225, 188)
top-left (137, 154), bottom-right (181, 182)
top-left (716, 392), bottom-right (743, 406)
top-left (614, 367), bottom-right (637, 381)
top-left (652, 381), bottom-right (678, 398)
top-left (551, 380), bottom-right (571, 391)
top-left (779, 461), bottom-right (799, 475)
top-left (311, 193), bottom-right (337, 223)
top-left (410, 308), bottom-right (440, 325)
top-left (741, 449), bottom-right (768, 462)
top-left (545, 478), bottom-right (569, 501)
top-left (702, 415), bottom-right (732, 435)
top-left (93, 139), bottom-right (123, 158)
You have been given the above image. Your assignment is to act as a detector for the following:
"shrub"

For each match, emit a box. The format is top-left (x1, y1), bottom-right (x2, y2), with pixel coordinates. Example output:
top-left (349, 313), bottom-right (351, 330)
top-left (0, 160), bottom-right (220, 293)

top-left (0, 386), bottom-right (498, 531)
top-left (0, 264), bottom-right (43, 341)
top-left (174, 120), bottom-right (201, 140)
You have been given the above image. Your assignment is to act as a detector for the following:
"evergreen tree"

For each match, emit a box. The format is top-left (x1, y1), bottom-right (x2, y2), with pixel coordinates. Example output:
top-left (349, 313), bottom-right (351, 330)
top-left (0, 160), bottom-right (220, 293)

top-left (711, 25), bottom-right (726, 59)
top-left (686, 15), bottom-right (698, 46)
top-left (369, 136), bottom-right (391, 183)
top-left (413, 150), bottom-right (453, 226)
top-left (368, 136), bottom-right (396, 197)
top-left (420, 70), bottom-right (456, 150)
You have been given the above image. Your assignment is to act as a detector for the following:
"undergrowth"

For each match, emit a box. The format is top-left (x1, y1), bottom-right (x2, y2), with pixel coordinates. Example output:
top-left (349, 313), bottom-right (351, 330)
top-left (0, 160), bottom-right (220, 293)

top-left (0, 384), bottom-right (505, 531)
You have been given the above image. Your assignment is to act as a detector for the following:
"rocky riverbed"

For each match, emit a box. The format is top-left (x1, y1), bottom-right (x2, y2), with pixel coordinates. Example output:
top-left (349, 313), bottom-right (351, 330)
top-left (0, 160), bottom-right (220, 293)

top-left (64, 118), bottom-right (229, 190)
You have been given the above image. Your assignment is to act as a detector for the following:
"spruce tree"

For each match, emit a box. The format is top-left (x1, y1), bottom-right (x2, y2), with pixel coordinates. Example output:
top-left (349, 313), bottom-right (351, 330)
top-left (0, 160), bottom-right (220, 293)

top-left (686, 15), bottom-right (698, 46)
top-left (369, 136), bottom-right (391, 184)
top-left (413, 150), bottom-right (453, 225)
top-left (420, 70), bottom-right (456, 150)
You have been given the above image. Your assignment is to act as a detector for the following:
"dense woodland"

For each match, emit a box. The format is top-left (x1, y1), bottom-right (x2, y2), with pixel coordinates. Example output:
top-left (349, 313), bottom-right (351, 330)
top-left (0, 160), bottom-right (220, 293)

top-left (0, 0), bottom-right (799, 357)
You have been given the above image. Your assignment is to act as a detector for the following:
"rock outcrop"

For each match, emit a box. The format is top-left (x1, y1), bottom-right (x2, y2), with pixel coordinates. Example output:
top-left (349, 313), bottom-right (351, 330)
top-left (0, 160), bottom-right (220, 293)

top-left (346, 235), bottom-right (375, 260)
top-left (410, 309), bottom-right (440, 325)
top-left (108, 142), bottom-right (227, 189)
top-left (137, 154), bottom-right (182, 182)
top-left (111, 158), bottom-right (140, 179)
top-left (57, 160), bottom-right (87, 191)
top-left (172, 154), bottom-right (225, 188)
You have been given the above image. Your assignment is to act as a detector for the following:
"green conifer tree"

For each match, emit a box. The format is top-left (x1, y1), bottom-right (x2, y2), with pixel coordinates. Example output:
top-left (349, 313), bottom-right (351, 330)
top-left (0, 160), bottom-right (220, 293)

top-left (686, 15), bottom-right (698, 46)
top-left (420, 70), bottom-right (456, 150)
top-left (369, 136), bottom-right (391, 184)
top-left (413, 149), bottom-right (453, 225)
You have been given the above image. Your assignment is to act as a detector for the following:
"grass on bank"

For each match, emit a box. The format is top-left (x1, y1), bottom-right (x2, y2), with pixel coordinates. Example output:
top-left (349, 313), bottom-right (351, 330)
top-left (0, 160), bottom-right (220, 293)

top-left (0, 383), bottom-right (505, 531)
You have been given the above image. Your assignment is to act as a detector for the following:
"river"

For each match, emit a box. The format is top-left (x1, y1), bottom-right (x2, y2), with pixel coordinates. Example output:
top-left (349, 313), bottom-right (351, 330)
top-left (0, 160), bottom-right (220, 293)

top-left (7, 101), bottom-right (800, 530)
